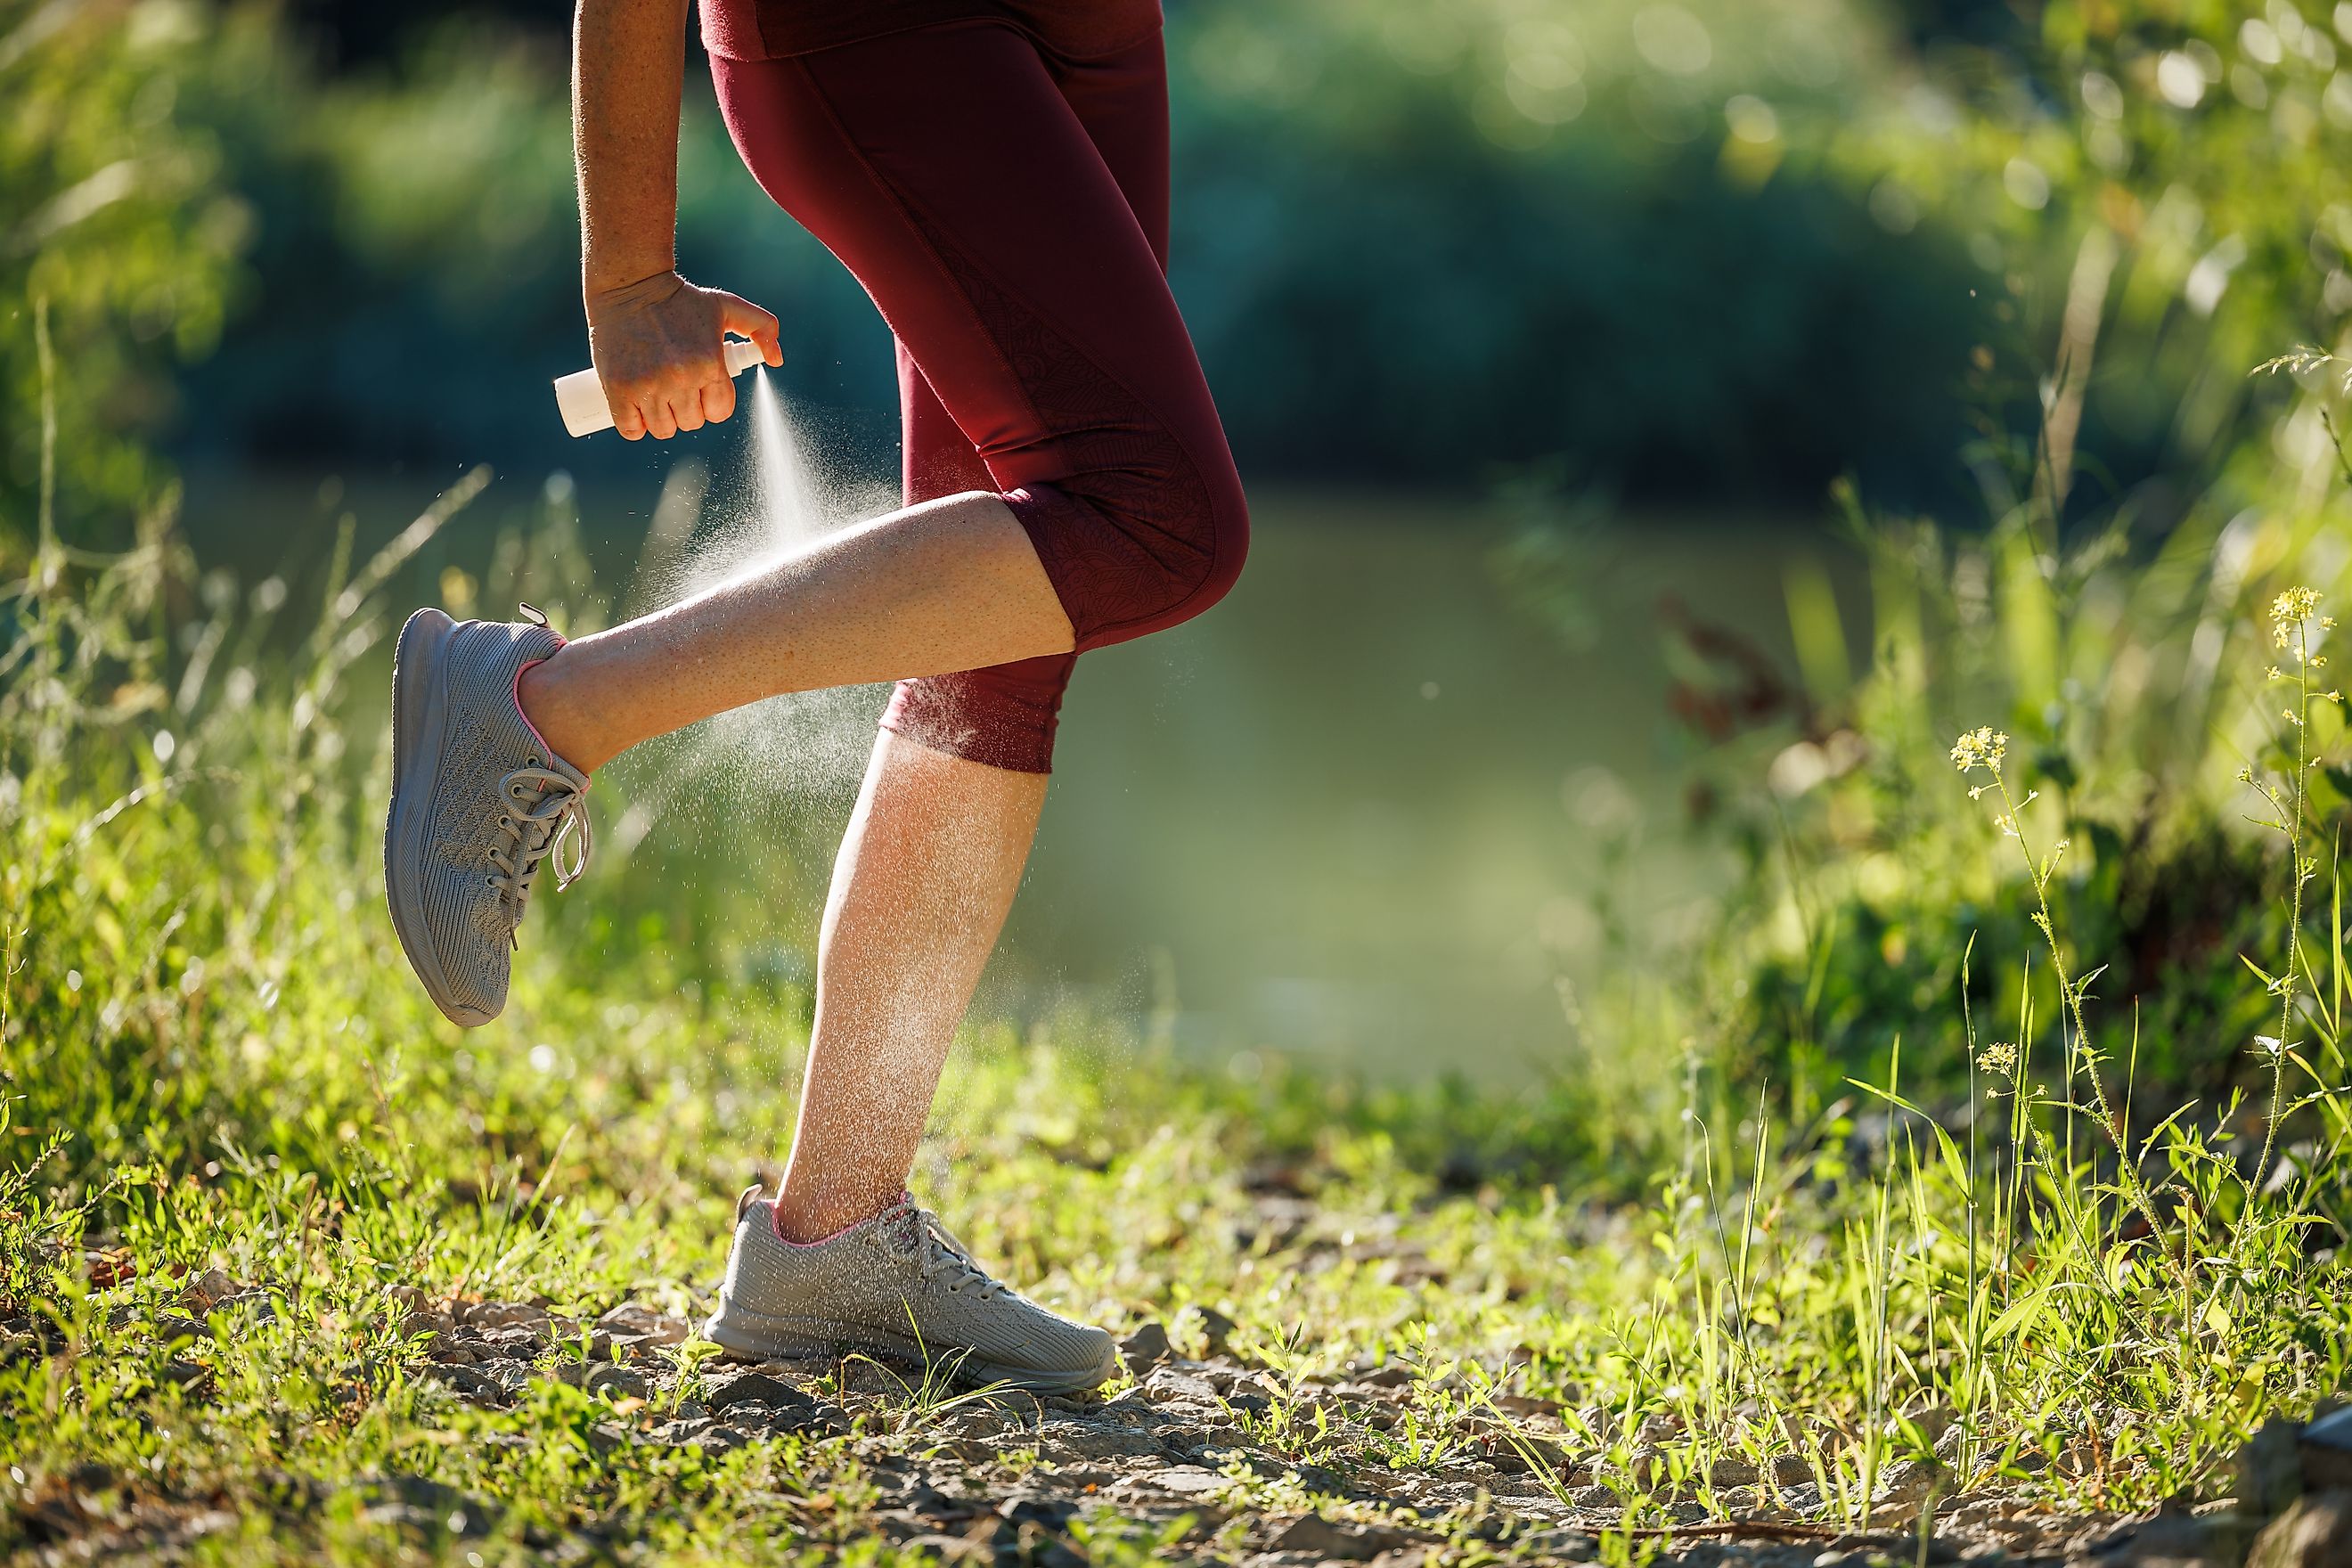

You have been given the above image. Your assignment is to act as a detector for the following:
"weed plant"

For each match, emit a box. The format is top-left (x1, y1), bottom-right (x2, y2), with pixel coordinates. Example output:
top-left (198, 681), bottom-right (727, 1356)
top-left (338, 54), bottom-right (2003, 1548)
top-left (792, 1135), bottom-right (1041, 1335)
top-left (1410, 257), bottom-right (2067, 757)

top-left (4, 349), bottom-right (2351, 1560)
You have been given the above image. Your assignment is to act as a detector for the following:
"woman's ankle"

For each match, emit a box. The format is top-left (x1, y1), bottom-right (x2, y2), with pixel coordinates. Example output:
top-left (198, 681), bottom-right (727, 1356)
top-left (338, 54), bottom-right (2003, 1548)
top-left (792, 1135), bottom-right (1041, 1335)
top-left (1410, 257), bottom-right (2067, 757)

top-left (516, 651), bottom-right (600, 774)
top-left (771, 1181), bottom-right (898, 1245)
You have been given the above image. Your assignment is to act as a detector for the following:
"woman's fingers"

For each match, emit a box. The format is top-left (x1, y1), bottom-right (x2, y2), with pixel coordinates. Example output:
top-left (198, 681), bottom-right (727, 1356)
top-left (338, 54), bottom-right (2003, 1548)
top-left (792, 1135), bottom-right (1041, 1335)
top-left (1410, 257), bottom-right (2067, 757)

top-left (613, 396), bottom-right (648, 441)
top-left (715, 290), bottom-right (785, 368)
top-left (701, 372), bottom-right (737, 424)
top-left (587, 279), bottom-right (776, 439)
top-left (642, 396), bottom-right (680, 441)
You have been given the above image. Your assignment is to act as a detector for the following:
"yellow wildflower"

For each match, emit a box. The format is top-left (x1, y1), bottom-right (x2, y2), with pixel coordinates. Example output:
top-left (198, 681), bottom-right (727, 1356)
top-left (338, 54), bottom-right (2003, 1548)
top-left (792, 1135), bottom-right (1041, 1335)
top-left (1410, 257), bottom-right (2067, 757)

top-left (2273, 586), bottom-right (2323, 625)
top-left (1950, 727), bottom-right (2008, 772)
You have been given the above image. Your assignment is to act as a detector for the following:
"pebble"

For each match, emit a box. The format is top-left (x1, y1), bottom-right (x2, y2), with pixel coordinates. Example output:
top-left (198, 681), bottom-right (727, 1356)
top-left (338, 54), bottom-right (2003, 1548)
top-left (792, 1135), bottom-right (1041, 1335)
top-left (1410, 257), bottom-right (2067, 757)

top-left (179, 1269), bottom-right (238, 1314)
top-left (419, 1363), bottom-right (506, 1405)
top-left (707, 1372), bottom-right (815, 1414)
top-left (1146, 1367), bottom-right (1220, 1404)
top-left (586, 1365), bottom-right (649, 1401)
top-left (1119, 1322), bottom-right (1172, 1375)
top-left (1268, 1514), bottom-right (1413, 1560)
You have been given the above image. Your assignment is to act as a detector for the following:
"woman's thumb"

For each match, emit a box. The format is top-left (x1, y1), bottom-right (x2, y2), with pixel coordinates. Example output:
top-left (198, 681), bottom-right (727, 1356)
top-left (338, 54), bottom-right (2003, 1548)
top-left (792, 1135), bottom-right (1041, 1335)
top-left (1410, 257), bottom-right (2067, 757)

top-left (716, 291), bottom-right (784, 367)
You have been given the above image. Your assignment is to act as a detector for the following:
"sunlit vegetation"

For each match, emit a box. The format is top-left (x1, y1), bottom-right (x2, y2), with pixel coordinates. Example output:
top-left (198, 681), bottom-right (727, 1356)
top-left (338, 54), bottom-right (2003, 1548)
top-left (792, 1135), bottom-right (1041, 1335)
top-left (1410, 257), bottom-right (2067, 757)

top-left (6, 0), bottom-right (2352, 1561)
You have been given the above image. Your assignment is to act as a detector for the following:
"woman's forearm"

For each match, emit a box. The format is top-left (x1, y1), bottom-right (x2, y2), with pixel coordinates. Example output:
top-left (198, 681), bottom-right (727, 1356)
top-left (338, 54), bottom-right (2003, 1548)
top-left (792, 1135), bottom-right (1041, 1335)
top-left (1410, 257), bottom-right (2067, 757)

top-left (573, 0), bottom-right (689, 298)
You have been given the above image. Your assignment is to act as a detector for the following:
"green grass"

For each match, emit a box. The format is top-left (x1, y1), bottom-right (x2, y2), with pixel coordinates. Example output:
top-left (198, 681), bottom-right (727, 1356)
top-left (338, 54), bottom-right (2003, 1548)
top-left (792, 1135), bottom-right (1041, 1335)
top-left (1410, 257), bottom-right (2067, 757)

top-left (4, 407), bottom-right (2351, 1560)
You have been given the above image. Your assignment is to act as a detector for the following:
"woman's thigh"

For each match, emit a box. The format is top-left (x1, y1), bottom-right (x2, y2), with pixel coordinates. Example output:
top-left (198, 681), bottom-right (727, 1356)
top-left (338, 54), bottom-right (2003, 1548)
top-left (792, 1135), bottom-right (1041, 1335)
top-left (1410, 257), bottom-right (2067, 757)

top-left (712, 20), bottom-right (1245, 652)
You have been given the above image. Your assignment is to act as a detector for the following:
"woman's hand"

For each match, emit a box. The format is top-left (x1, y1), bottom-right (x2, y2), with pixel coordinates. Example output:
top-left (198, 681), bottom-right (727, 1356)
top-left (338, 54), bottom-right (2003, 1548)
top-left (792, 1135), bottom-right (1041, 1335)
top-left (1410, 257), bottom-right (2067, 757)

top-left (586, 270), bottom-right (785, 440)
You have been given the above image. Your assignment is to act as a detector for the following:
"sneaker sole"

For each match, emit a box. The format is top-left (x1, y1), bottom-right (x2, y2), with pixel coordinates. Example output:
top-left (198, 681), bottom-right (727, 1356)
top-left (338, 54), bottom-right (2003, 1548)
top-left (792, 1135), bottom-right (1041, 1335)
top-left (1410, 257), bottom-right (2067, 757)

top-left (702, 1300), bottom-right (1115, 1396)
top-left (385, 608), bottom-right (493, 1028)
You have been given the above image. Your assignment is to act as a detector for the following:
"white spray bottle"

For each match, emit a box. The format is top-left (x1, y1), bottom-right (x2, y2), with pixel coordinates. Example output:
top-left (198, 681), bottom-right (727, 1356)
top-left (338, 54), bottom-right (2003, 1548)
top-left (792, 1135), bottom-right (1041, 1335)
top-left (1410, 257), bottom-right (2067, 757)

top-left (552, 337), bottom-right (773, 437)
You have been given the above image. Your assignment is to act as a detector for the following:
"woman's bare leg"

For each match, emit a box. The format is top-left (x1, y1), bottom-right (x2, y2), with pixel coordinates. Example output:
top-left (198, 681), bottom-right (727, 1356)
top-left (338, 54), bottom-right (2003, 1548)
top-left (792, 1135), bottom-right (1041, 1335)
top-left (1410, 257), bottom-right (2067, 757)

top-left (767, 728), bottom-right (1047, 1242)
top-left (520, 492), bottom-right (1072, 773)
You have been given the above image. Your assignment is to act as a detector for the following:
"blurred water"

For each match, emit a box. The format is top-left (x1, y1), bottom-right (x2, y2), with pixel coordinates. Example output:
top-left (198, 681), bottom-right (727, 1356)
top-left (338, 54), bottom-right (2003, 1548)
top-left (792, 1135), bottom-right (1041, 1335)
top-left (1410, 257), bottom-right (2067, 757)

top-left (182, 447), bottom-right (1858, 1082)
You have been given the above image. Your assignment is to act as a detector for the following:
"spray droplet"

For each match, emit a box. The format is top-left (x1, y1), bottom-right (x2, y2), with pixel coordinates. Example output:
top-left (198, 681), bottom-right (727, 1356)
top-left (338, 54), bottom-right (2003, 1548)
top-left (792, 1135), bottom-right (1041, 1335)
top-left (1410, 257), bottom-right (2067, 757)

top-left (752, 371), bottom-right (824, 548)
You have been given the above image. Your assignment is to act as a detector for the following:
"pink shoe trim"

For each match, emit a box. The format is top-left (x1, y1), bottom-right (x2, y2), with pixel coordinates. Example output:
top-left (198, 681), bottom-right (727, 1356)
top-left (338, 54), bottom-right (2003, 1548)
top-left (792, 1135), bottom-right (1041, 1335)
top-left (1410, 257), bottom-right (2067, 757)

top-left (511, 647), bottom-right (587, 784)
top-left (766, 1190), bottom-right (911, 1249)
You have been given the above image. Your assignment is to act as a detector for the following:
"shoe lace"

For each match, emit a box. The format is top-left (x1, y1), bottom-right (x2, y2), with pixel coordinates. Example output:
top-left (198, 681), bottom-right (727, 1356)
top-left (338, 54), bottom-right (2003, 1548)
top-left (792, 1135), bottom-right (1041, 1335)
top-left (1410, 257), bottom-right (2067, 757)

top-left (486, 764), bottom-right (592, 941)
top-left (879, 1205), bottom-right (1010, 1300)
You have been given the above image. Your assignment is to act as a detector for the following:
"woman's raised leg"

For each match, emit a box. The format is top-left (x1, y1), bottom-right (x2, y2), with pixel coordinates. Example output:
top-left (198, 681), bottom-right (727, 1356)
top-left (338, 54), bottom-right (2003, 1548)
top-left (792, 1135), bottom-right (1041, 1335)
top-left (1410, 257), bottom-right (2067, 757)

top-left (518, 490), bottom-right (1070, 774)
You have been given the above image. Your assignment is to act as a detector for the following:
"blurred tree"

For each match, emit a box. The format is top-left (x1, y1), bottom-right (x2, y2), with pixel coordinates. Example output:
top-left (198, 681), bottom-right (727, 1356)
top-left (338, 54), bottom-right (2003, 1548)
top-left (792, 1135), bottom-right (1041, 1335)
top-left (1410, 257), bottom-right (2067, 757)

top-left (0, 0), bottom-right (254, 550)
top-left (162, 0), bottom-right (2001, 507)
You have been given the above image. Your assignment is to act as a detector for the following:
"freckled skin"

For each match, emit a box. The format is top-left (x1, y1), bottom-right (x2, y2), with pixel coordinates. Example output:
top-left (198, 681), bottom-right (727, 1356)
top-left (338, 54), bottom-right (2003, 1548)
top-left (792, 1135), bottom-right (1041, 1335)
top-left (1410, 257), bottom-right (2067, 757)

top-left (553, 0), bottom-right (1078, 1238)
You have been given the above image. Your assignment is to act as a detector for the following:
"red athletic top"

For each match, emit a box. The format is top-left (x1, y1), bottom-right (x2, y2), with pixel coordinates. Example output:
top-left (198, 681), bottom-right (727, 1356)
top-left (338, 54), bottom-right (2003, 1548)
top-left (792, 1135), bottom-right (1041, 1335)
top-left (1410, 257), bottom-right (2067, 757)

top-left (699, 0), bottom-right (1162, 62)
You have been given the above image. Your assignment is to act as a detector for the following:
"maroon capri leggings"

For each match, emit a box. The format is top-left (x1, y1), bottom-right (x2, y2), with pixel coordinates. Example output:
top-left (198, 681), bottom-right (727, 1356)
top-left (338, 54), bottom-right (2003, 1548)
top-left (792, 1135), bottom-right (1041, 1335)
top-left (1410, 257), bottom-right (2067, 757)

top-left (711, 20), bottom-right (1248, 773)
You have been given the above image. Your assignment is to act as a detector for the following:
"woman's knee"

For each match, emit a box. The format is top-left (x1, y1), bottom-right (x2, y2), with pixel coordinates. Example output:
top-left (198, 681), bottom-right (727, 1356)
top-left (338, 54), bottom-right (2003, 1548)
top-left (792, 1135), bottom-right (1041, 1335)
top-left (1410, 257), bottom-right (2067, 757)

top-left (1006, 438), bottom-right (1248, 652)
top-left (883, 653), bottom-right (1074, 774)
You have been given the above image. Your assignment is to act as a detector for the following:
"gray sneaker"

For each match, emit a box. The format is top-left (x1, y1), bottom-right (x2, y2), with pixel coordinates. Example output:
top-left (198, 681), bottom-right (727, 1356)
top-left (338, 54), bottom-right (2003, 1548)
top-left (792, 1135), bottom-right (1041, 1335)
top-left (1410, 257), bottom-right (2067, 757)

top-left (384, 605), bottom-right (591, 1027)
top-left (705, 1188), bottom-right (1117, 1394)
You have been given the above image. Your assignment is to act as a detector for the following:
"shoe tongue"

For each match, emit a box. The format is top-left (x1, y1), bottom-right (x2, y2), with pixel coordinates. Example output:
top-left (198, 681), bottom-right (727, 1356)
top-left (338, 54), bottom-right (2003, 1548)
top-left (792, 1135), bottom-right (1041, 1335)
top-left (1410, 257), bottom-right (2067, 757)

top-left (878, 1203), bottom-right (972, 1267)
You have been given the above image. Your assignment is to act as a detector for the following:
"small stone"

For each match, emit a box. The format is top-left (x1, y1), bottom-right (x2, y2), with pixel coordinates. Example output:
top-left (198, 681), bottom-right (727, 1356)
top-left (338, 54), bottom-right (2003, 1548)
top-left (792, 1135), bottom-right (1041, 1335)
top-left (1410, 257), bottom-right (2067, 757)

top-left (2305, 1410), bottom-right (2352, 1494)
top-left (649, 1417), bottom-right (714, 1446)
top-left (1149, 1466), bottom-right (1227, 1495)
top-left (1877, 1458), bottom-right (1946, 1507)
top-left (420, 1363), bottom-right (507, 1404)
top-left (1120, 1322), bottom-right (1172, 1376)
top-left (1040, 1420), bottom-right (1164, 1461)
top-left (1515, 1528), bottom-right (1597, 1557)
top-left (477, 1358), bottom-right (534, 1393)
top-left (461, 1302), bottom-right (546, 1330)
top-left (180, 1269), bottom-right (238, 1314)
top-left (595, 1303), bottom-right (690, 1347)
top-left (1188, 1306), bottom-right (1238, 1359)
top-left (1146, 1366), bottom-right (1220, 1404)
top-left (699, 1425), bottom-right (750, 1454)
top-left (2249, 1491), bottom-right (2352, 1568)
top-left (1710, 1458), bottom-right (1760, 1487)
top-left (2088, 1511), bottom-right (2258, 1566)
top-left (1772, 1453), bottom-right (1815, 1486)
top-left (152, 1314), bottom-right (211, 1346)
top-left (2245, 1420), bottom-right (2309, 1516)
top-left (1269, 1515), bottom-right (1410, 1560)
top-left (707, 1371), bottom-right (815, 1414)
top-left (586, 1365), bottom-right (649, 1401)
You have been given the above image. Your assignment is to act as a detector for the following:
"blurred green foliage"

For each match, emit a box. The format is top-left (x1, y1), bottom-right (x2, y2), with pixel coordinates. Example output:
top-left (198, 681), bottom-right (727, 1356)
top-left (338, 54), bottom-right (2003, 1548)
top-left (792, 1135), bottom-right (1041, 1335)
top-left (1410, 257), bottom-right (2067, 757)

top-left (1524, 0), bottom-right (2352, 1115)
top-left (13, 0), bottom-right (2352, 529)
top-left (0, 0), bottom-right (2038, 521)
top-left (0, 0), bottom-right (250, 541)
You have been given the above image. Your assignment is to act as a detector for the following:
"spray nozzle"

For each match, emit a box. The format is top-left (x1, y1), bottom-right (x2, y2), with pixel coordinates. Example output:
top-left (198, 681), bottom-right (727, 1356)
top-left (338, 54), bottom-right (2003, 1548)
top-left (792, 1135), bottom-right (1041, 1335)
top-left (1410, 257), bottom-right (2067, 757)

top-left (552, 337), bottom-right (775, 438)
